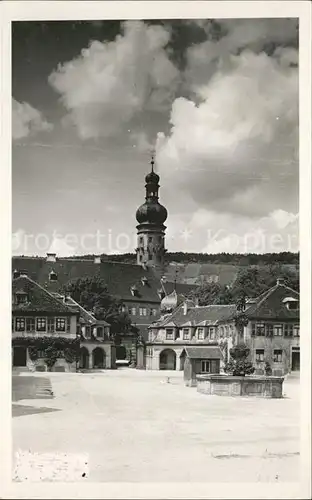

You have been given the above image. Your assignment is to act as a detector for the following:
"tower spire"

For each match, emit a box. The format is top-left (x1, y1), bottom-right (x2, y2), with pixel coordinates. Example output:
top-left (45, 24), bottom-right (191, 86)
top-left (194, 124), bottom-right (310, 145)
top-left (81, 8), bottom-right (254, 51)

top-left (150, 150), bottom-right (155, 173)
top-left (136, 153), bottom-right (167, 269)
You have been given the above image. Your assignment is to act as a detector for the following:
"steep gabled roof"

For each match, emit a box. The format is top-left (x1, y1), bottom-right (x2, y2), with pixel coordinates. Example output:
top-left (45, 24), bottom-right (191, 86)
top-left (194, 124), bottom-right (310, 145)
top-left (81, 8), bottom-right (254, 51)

top-left (58, 295), bottom-right (110, 326)
top-left (12, 257), bottom-right (198, 304)
top-left (245, 282), bottom-right (299, 319)
top-left (12, 275), bottom-right (78, 314)
top-left (154, 302), bottom-right (236, 328)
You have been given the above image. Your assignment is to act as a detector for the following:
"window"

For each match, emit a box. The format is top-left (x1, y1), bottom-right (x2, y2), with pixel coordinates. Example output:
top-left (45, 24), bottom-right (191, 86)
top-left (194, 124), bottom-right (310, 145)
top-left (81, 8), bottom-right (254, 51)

top-left (273, 324), bottom-right (283, 336)
top-left (15, 292), bottom-right (28, 305)
top-left (201, 360), bottom-right (210, 373)
top-left (284, 324), bottom-right (294, 337)
top-left (148, 237), bottom-right (153, 243)
top-left (294, 325), bottom-right (300, 337)
top-left (129, 307), bottom-right (136, 316)
top-left (49, 270), bottom-right (57, 281)
top-left (36, 317), bottom-right (47, 332)
top-left (255, 349), bottom-right (264, 362)
top-left (273, 349), bottom-right (283, 363)
top-left (15, 317), bottom-right (25, 332)
top-left (47, 317), bottom-right (55, 333)
top-left (288, 301), bottom-right (298, 310)
top-left (251, 323), bottom-right (256, 336)
top-left (219, 326), bottom-right (225, 338)
top-left (266, 324), bottom-right (273, 337)
top-left (96, 327), bottom-right (104, 338)
top-left (139, 308), bottom-right (147, 316)
top-left (256, 323), bottom-right (265, 336)
top-left (198, 327), bottom-right (205, 340)
top-left (37, 350), bottom-right (46, 358)
top-left (85, 326), bottom-right (91, 338)
top-left (139, 237), bottom-right (143, 245)
top-left (183, 328), bottom-right (190, 340)
top-left (26, 317), bottom-right (35, 332)
top-left (166, 328), bottom-right (174, 340)
top-left (208, 327), bottom-right (215, 340)
top-left (66, 318), bottom-right (71, 333)
top-left (55, 318), bottom-right (66, 332)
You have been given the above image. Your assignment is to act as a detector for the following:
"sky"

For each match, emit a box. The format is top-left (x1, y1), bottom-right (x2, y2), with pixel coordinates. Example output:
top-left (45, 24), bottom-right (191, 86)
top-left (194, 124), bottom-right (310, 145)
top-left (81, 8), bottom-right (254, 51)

top-left (12, 19), bottom-right (299, 257)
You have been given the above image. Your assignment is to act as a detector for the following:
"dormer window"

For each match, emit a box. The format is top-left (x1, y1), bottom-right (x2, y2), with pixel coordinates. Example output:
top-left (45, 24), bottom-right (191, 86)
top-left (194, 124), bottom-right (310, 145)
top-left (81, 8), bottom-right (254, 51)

top-left (13, 269), bottom-right (20, 279)
top-left (130, 285), bottom-right (138, 296)
top-left (49, 270), bottom-right (58, 282)
top-left (282, 297), bottom-right (299, 311)
top-left (15, 291), bottom-right (28, 305)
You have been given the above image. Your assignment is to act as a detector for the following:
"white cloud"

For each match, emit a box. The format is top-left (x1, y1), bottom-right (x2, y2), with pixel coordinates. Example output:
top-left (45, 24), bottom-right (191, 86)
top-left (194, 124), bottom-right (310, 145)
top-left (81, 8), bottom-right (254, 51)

top-left (156, 48), bottom-right (298, 219)
top-left (49, 21), bottom-right (180, 139)
top-left (165, 208), bottom-right (299, 254)
top-left (12, 99), bottom-right (53, 140)
top-left (47, 237), bottom-right (77, 257)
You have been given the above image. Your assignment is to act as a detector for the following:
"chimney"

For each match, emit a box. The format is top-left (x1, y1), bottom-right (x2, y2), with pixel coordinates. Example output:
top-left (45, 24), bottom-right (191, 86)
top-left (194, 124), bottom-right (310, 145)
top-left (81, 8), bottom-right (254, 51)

top-left (276, 277), bottom-right (285, 286)
top-left (46, 252), bottom-right (56, 263)
top-left (183, 301), bottom-right (188, 316)
top-left (94, 256), bottom-right (101, 264)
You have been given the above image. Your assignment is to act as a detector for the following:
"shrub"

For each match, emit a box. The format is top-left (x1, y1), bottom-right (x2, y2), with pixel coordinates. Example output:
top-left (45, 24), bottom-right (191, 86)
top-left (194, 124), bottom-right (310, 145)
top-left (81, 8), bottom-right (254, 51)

top-left (224, 343), bottom-right (255, 376)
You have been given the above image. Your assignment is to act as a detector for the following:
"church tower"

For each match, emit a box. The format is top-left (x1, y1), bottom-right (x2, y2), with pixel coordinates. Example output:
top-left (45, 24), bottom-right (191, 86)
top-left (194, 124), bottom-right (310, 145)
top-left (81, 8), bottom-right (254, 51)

top-left (136, 155), bottom-right (167, 269)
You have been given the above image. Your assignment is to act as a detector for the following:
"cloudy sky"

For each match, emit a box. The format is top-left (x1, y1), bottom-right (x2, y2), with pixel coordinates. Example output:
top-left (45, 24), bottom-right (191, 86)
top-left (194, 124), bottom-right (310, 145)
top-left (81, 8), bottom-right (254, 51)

top-left (12, 19), bottom-right (299, 256)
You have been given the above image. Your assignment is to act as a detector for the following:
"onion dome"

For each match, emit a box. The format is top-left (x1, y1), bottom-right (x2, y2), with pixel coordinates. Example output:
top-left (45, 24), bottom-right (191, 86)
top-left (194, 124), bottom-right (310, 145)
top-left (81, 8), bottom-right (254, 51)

top-left (136, 201), bottom-right (167, 224)
top-left (145, 170), bottom-right (160, 184)
top-left (160, 290), bottom-right (184, 313)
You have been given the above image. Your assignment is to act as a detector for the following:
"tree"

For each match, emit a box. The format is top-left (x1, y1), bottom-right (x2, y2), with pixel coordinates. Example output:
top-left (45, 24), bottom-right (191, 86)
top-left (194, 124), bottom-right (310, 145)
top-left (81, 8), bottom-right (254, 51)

top-left (224, 343), bottom-right (255, 377)
top-left (63, 277), bottom-right (133, 337)
top-left (188, 281), bottom-right (233, 306)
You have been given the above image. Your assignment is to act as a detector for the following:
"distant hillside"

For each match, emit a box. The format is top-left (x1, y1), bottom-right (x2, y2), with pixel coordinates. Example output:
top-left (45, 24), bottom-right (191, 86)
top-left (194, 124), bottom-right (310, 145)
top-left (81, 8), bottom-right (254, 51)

top-left (63, 252), bottom-right (299, 287)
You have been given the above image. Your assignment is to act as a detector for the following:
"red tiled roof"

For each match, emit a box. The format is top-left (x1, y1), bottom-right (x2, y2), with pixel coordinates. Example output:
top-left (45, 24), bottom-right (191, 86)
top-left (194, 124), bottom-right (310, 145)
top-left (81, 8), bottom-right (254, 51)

top-left (12, 275), bottom-right (78, 314)
top-left (245, 282), bottom-right (299, 319)
top-left (12, 257), bottom-right (159, 303)
top-left (154, 302), bottom-right (236, 328)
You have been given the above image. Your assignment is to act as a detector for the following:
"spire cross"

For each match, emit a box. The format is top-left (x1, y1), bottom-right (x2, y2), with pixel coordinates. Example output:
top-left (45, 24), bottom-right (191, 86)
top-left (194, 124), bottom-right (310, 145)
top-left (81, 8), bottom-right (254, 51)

top-left (151, 153), bottom-right (155, 173)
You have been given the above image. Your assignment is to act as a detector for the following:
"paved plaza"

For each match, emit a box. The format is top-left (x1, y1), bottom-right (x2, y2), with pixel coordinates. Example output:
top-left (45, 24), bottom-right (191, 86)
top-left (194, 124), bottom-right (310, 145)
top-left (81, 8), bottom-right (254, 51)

top-left (12, 370), bottom-right (300, 482)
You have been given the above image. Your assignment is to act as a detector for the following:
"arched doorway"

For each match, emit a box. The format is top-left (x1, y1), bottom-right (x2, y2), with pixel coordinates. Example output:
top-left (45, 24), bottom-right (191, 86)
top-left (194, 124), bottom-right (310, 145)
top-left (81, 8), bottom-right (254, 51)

top-left (159, 349), bottom-right (176, 370)
top-left (13, 346), bottom-right (27, 367)
top-left (92, 347), bottom-right (106, 369)
top-left (79, 347), bottom-right (89, 369)
top-left (180, 350), bottom-right (186, 371)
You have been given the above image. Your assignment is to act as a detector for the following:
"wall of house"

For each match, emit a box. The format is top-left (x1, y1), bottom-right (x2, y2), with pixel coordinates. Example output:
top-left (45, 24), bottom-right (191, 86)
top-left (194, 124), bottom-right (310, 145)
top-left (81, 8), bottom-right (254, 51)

top-left (123, 300), bottom-right (160, 323)
top-left (12, 313), bottom-right (78, 339)
top-left (146, 321), bottom-right (236, 371)
top-left (244, 321), bottom-right (300, 375)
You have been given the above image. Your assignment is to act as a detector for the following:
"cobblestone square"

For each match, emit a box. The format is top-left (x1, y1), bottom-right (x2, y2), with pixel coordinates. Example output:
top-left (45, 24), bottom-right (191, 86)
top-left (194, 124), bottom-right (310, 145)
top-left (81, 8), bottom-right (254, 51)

top-left (12, 370), bottom-right (300, 483)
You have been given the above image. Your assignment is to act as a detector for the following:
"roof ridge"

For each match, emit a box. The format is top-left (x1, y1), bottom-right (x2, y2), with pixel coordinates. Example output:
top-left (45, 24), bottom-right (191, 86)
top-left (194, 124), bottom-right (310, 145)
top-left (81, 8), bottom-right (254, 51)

top-left (65, 296), bottom-right (97, 322)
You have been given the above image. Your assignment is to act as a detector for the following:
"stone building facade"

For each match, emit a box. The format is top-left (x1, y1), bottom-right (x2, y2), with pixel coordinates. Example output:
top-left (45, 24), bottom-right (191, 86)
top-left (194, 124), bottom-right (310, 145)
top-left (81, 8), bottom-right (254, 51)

top-left (146, 278), bottom-right (300, 375)
top-left (12, 274), bottom-right (116, 372)
top-left (242, 277), bottom-right (300, 375)
top-left (146, 291), bottom-right (237, 371)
